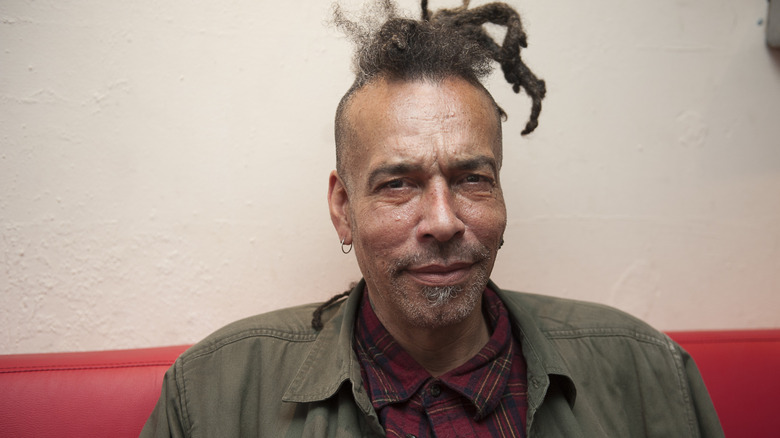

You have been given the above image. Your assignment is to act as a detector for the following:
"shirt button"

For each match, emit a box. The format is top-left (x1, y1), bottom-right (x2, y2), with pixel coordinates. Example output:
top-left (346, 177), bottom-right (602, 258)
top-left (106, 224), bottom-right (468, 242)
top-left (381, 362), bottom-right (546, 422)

top-left (430, 383), bottom-right (442, 397)
top-left (405, 435), bottom-right (417, 438)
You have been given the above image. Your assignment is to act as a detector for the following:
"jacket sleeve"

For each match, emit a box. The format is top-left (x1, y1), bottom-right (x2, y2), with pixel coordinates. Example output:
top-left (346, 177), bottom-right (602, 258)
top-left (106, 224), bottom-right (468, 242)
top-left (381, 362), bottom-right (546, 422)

top-left (140, 362), bottom-right (188, 438)
top-left (680, 348), bottom-right (725, 438)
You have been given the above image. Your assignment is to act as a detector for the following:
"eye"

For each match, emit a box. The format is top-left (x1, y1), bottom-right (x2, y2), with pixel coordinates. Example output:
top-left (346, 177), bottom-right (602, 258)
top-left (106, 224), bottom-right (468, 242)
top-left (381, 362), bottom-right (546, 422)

top-left (375, 178), bottom-right (413, 194)
top-left (462, 174), bottom-right (493, 185)
top-left (457, 173), bottom-right (496, 195)
top-left (384, 179), bottom-right (405, 189)
top-left (373, 178), bottom-right (418, 202)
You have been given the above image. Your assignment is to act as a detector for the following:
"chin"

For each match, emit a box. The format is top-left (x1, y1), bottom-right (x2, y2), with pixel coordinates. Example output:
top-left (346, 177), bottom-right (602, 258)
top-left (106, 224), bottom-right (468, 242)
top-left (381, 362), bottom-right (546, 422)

top-left (402, 279), bottom-right (486, 329)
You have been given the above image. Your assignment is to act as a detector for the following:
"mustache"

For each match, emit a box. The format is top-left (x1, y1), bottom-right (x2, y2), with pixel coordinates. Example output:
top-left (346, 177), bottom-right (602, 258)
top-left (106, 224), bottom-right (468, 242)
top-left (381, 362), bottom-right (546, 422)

top-left (390, 241), bottom-right (492, 274)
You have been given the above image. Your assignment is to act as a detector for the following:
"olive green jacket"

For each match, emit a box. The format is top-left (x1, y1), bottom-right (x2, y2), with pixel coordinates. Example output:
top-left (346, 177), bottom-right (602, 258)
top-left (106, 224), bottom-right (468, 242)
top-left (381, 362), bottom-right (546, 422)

top-left (141, 281), bottom-right (723, 437)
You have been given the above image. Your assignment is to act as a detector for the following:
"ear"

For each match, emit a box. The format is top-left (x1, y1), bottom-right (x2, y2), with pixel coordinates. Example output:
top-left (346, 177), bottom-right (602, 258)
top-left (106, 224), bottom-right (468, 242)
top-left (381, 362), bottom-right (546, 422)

top-left (327, 170), bottom-right (352, 244)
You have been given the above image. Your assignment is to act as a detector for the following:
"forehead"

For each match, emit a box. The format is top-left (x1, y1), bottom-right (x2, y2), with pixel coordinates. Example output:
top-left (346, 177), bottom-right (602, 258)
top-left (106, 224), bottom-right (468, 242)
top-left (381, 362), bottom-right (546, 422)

top-left (343, 77), bottom-right (502, 179)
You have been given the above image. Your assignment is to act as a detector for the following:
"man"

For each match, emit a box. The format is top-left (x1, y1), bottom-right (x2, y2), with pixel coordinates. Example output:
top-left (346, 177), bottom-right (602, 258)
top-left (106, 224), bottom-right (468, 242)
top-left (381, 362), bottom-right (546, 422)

top-left (142, 1), bottom-right (723, 437)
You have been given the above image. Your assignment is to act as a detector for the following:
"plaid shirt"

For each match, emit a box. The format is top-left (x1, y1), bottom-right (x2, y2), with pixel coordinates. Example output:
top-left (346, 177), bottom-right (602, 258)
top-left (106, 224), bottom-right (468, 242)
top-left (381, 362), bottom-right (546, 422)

top-left (353, 287), bottom-right (528, 438)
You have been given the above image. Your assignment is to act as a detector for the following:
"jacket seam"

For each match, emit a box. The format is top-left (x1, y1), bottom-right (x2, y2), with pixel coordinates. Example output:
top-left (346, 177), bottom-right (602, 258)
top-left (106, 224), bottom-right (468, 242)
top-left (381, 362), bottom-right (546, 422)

top-left (664, 336), bottom-right (698, 437)
top-left (185, 329), bottom-right (318, 362)
top-left (543, 328), bottom-right (668, 347)
top-left (174, 359), bottom-right (193, 438)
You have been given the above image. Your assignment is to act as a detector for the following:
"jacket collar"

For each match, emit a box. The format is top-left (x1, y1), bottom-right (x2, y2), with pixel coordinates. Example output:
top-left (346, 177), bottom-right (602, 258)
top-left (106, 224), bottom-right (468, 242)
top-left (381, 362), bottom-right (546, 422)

top-left (492, 281), bottom-right (577, 409)
top-left (282, 281), bottom-right (374, 414)
top-left (282, 280), bottom-right (577, 413)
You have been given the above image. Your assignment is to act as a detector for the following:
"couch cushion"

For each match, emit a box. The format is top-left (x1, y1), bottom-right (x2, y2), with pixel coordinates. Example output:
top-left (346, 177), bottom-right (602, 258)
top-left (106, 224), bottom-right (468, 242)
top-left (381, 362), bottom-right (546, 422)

top-left (669, 330), bottom-right (780, 438)
top-left (0, 345), bottom-right (188, 438)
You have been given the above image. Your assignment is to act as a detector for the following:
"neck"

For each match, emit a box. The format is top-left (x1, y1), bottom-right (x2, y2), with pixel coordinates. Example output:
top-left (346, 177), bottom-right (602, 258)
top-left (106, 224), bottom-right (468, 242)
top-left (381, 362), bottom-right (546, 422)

top-left (371, 294), bottom-right (490, 377)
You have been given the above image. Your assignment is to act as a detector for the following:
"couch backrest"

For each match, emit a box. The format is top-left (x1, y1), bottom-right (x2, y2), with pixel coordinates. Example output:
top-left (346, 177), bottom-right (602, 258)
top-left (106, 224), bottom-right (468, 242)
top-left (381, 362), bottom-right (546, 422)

top-left (1, 330), bottom-right (779, 437)
top-left (0, 345), bottom-right (187, 438)
top-left (669, 330), bottom-right (780, 438)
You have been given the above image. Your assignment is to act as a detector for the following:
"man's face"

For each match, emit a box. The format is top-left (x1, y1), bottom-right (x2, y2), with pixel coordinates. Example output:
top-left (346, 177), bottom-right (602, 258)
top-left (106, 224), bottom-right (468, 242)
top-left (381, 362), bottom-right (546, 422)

top-left (328, 76), bottom-right (507, 331)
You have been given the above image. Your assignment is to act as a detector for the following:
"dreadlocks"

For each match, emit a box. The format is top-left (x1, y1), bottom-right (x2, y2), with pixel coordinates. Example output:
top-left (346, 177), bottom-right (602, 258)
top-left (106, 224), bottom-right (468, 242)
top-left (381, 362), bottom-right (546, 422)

top-left (335, 0), bottom-right (495, 89)
top-left (423, 0), bottom-right (546, 135)
top-left (332, 0), bottom-right (545, 186)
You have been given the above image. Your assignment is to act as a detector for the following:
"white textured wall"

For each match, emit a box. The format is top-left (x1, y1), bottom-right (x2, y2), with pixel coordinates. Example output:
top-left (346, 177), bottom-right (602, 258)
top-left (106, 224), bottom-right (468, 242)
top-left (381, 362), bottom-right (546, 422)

top-left (2, 0), bottom-right (778, 354)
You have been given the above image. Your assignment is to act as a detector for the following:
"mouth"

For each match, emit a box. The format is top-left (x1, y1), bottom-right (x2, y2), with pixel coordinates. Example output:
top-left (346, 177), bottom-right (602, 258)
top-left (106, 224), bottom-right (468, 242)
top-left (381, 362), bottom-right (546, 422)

top-left (404, 262), bottom-right (474, 287)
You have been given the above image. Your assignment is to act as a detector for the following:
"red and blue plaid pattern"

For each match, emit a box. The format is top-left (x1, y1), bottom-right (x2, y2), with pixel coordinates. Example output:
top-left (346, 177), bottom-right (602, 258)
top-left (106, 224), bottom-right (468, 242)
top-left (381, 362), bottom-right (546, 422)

top-left (354, 287), bottom-right (528, 438)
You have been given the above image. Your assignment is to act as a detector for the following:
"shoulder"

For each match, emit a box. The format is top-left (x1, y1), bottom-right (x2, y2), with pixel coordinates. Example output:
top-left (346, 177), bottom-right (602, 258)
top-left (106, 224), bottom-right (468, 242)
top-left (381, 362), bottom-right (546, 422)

top-left (497, 288), bottom-right (670, 346)
top-left (495, 289), bottom-right (720, 436)
top-left (153, 299), bottom-right (355, 435)
top-left (164, 301), bottom-right (346, 404)
top-left (179, 302), bottom-right (330, 363)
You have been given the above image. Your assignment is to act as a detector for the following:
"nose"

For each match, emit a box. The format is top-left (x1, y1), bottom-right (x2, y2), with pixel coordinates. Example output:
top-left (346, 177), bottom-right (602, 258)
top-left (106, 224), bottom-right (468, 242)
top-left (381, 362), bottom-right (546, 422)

top-left (416, 182), bottom-right (466, 242)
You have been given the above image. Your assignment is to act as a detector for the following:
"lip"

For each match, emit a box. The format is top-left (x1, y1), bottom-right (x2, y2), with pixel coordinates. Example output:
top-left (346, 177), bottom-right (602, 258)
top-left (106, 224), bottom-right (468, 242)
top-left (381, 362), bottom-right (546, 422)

top-left (404, 262), bottom-right (473, 286)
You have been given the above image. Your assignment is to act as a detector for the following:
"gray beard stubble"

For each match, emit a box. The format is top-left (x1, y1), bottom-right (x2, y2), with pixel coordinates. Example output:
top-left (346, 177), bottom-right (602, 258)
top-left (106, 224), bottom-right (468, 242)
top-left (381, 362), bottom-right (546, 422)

top-left (388, 241), bottom-right (493, 327)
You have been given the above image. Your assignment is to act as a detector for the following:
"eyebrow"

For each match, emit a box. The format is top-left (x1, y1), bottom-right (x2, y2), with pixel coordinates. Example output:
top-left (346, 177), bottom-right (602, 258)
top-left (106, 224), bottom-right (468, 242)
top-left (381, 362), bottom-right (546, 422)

top-left (454, 156), bottom-right (498, 175)
top-left (366, 155), bottom-right (498, 189)
top-left (367, 163), bottom-right (423, 190)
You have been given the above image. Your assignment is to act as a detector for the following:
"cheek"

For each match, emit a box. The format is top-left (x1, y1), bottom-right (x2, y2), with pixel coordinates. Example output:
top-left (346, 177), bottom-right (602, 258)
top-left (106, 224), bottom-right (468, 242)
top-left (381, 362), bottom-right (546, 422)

top-left (460, 200), bottom-right (507, 240)
top-left (354, 202), bottom-right (419, 252)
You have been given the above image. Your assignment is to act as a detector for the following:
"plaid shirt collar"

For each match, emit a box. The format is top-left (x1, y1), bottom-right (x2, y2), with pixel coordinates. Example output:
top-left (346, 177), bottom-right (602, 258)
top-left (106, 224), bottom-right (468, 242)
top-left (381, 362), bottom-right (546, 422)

top-left (353, 286), bottom-right (515, 420)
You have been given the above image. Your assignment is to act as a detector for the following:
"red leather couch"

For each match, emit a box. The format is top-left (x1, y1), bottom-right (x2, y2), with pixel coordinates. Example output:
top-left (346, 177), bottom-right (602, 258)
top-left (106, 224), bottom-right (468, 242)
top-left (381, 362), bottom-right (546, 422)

top-left (1, 330), bottom-right (779, 437)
